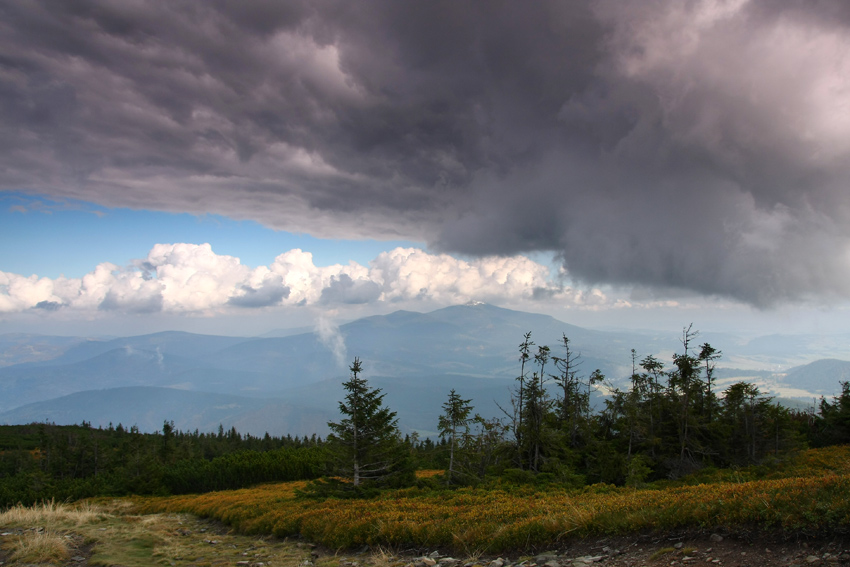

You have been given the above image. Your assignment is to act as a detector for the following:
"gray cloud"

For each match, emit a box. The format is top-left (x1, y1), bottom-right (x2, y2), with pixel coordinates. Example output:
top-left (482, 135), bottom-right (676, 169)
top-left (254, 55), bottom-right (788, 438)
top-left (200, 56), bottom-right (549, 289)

top-left (99, 289), bottom-right (163, 314)
top-left (2, 0), bottom-right (850, 305)
top-left (320, 274), bottom-right (381, 305)
top-left (228, 278), bottom-right (291, 308)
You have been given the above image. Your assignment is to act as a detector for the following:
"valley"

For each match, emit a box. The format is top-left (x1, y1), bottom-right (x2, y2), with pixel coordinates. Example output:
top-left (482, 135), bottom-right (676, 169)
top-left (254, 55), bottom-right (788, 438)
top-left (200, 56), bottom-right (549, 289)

top-left (1, 304), bottom-right (847, 438)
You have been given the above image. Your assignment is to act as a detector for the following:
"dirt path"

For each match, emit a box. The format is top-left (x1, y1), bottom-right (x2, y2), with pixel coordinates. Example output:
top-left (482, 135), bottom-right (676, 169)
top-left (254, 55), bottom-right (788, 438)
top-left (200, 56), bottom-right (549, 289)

top-left (3, 509), bottom-right (849, 567)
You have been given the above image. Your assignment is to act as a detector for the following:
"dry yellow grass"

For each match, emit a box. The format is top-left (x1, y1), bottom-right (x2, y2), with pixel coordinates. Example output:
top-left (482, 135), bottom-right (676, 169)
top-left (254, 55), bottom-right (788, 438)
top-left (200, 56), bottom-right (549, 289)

top-left (5, 529), bottom-right (72, 564)
top-left (415, 469), bottom-right (444, 479)
top-left (0, 499), bottom-right (395, 566)
top-left (4, 448), bottom-right (847, 562)
top-left (134, 446), bottom-right (850, 553)
top-left (0, 499), bottom-right (104, 526)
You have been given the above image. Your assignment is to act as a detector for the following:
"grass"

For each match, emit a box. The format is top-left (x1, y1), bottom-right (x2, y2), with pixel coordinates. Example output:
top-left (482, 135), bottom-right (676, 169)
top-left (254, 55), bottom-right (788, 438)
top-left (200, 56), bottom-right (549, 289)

top-left (0, 499), bottom-right (415, 566)
top-left (0, 499), bottom-right (105, 526)
top-left (649, 546), bottom-right (677, 560)
top-left (648, 546), bottom-right (697, 561)
top-left (5, 529), bottom-right (72, 564)
top-left (132, 446), bottom-right (850, 554)
top-left (4, 447), bottom-right (849, 561)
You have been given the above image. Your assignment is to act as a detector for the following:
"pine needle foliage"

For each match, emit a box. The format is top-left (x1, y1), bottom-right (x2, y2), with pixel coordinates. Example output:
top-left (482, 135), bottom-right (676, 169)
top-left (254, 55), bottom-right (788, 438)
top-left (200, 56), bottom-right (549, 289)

top-left (316, 357), bottom-right (414, 495)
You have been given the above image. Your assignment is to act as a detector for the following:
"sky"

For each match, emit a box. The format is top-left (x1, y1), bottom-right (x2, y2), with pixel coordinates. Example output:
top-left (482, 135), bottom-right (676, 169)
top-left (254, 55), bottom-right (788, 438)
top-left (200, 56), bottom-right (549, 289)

top-left (2, 0), bottom-right (850, 338)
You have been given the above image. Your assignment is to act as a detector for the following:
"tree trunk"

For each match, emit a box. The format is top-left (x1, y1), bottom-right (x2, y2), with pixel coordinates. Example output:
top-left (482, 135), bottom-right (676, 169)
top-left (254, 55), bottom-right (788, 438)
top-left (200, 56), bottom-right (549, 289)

top-left (448, 430), bottom-right (456, 484)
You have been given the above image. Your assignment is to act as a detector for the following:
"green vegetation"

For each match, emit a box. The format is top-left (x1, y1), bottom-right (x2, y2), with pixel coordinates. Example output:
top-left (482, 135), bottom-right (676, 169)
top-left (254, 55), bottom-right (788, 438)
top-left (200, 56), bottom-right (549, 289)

top-left (320, 357), bottom-right (414, 492)
top-left (136, 446), bottom-right (850, 552)
top-left (0, 422), bottom-right (328, 507)
top-left (5, 325), bottom-right (850, 554)
top-left (438, 389), bottom-right (474, 485)
top-left (422, 327), bottom-right (825, 486)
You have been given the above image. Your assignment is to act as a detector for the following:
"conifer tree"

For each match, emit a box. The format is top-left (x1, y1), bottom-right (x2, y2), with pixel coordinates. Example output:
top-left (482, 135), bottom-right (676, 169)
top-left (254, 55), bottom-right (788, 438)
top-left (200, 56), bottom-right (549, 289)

top-left (438, 389), bottom-right (473, 484)
top-left (326, 357), bottom-right (411, 488)
top-left (699, 343), bottom-right (722, 424)
top-left (552, 334), bottom-right (598, 448)
top-left (639, 354), bottom-right (665, 459)
top-left (525, 345), bottom-right (551, 472)
top-left (514, 332), bottom-right (534, 467)
top-left (721, 382), bottom-right (771, 464)
top-left (669, 324), bottom-right (703, 473)
top-left (813, 381), bottom-right (850, 446)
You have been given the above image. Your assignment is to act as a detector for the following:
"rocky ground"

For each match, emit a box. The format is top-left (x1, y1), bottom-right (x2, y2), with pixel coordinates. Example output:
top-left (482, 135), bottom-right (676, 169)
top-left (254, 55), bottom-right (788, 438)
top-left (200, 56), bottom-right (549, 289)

top-left (3, 516), bottom-right (849, 567)
top-left (328, 531), bottom-right (850, 567)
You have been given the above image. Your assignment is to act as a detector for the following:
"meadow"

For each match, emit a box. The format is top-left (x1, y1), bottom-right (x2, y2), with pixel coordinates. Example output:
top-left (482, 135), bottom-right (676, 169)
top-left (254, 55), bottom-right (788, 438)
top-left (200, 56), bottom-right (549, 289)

top-left (133, 445), bottom-right (850, 554)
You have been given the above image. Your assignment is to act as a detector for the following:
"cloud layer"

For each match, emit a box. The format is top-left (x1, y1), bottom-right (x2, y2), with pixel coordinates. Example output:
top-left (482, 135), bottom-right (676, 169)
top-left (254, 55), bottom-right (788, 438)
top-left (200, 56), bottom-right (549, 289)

top-left (0, 243), bottom-right (606, 315)
top-left (2, 1), bottom-right (850, 305)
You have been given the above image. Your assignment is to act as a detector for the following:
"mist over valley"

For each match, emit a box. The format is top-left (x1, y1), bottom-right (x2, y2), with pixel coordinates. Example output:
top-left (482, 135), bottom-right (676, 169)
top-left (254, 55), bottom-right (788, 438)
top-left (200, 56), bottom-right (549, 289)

top-left (2, 303), bottom-right (846, 437)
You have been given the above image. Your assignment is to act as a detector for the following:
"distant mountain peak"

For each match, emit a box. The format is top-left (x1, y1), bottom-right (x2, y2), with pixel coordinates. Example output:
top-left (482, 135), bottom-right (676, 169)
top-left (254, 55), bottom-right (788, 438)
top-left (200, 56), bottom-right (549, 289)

top-left (465, 300), bottom-right (487, 306)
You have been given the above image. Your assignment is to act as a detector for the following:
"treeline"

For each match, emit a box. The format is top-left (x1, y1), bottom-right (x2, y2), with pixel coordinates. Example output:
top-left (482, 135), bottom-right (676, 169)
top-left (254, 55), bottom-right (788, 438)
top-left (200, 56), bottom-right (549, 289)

top-left (428, 327), bottom-right (850, 487)
top-left (0, 422), bottom-right (329, 507)
top-left (5, 326), bottom-right (850, 504)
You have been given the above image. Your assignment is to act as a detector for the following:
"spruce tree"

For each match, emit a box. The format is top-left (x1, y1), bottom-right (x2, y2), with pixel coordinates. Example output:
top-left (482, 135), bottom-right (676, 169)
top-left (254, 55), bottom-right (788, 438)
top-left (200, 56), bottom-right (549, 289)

top-left (326, 357), bottom-right (412, 490)
top-left (438, 389), bottom-right (473, 484)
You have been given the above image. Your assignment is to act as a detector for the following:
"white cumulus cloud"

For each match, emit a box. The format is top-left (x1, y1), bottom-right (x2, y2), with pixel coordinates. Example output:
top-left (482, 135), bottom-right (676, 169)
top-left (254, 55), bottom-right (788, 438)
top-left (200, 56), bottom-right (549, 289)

top-left (0, 243), bottom-right (607, 316)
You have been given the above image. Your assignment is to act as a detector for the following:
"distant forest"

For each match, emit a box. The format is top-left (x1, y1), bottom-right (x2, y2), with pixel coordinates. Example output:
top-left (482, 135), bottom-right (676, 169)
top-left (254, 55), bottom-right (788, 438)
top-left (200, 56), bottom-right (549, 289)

top-left (2, 327), bottom-right (850, 506)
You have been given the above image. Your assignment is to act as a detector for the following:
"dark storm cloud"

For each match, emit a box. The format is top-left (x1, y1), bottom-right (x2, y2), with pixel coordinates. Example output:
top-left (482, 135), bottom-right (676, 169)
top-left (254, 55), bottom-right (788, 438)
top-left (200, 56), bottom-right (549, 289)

top-left (2, 0), bottom-right (850, 305)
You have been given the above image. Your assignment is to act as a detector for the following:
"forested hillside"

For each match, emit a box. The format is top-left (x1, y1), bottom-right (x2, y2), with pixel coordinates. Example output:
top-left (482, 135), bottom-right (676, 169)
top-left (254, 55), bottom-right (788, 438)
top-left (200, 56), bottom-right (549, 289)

top-left (0, 422), bottom-right (329, 506)
top-left (3, 325), bottom-right (850, 508)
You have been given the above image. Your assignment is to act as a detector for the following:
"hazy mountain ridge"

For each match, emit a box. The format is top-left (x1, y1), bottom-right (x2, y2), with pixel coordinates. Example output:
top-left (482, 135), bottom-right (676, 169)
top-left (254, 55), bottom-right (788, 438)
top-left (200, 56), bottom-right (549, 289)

top-left (1, 303), bottom-right (848, 436)
top-left (0, 333), bottom-right (91, 367)
top-left (20, 331), bottom-right (252, 368)
top-left (0, 386), bottom-right (334, 437)
top-left (783, 359), bottom-right (850, 395)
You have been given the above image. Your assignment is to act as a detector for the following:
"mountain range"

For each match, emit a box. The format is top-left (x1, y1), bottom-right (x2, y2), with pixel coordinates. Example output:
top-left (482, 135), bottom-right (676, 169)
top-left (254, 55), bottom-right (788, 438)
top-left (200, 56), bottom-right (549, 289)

top-left (1, 303), bottom-right (848, 437)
